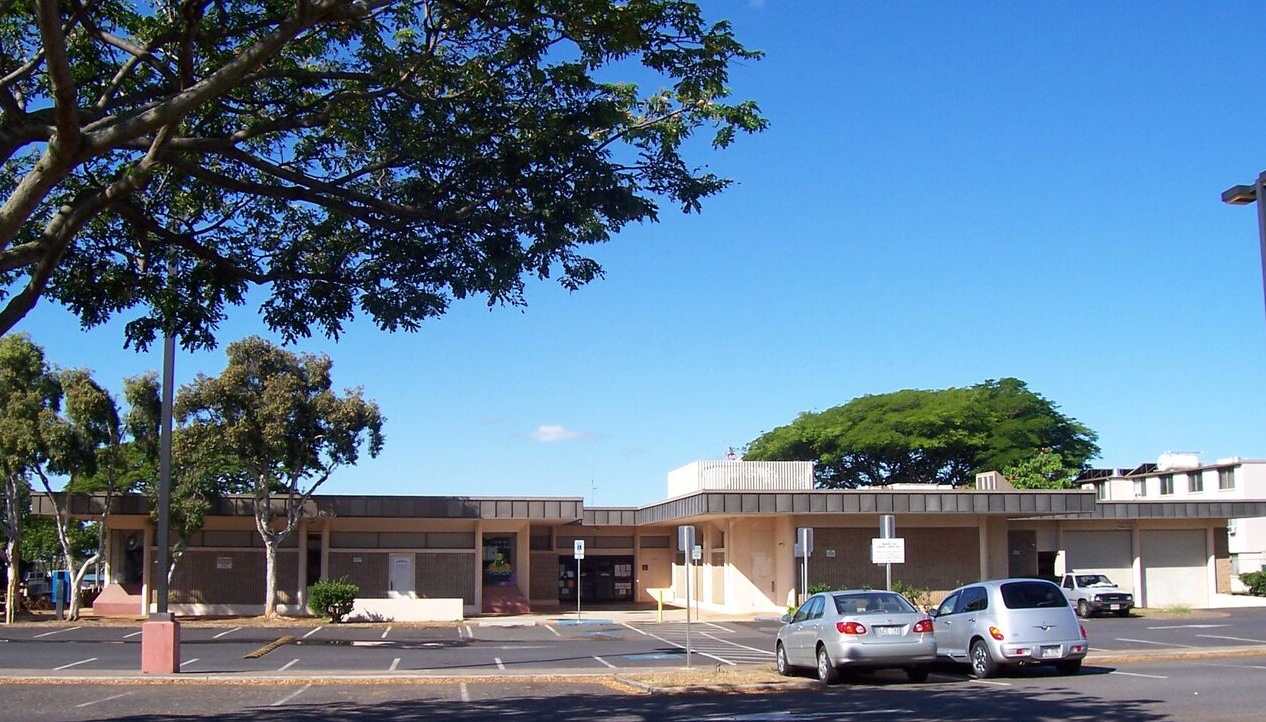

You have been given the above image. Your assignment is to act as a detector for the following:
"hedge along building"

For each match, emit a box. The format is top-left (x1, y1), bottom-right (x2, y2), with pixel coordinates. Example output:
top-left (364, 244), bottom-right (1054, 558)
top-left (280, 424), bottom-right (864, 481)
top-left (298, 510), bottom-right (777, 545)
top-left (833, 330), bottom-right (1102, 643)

top-left (32, 460), bottom-right (1266, 620)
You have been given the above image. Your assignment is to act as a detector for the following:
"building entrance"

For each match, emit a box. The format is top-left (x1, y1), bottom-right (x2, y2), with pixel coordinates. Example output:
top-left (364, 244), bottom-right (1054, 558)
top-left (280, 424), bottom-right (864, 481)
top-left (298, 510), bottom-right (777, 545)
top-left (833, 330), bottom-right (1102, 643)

top-left (558, 555), bottom-right (634, 604)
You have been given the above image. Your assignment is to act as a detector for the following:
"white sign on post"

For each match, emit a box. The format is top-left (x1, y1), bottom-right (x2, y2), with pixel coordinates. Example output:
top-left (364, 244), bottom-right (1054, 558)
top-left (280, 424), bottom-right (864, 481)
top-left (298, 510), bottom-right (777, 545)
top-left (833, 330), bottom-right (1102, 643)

top-left (871, 538), bottom-right (905, 564)
top-left (691, 545), bottom-right (702, 561)
top-left (573, 539), bottom-right (585, 559)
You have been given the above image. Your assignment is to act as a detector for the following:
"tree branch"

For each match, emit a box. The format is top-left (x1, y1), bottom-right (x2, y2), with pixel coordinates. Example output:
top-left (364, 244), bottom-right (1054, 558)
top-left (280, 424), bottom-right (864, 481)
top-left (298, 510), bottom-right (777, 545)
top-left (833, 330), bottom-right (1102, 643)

top-left (36, 0), bottom-right (82, 156)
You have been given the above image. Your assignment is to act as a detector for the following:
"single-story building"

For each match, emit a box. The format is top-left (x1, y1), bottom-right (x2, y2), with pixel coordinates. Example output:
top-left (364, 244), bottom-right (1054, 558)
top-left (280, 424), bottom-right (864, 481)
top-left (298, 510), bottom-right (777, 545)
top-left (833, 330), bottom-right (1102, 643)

top-left (32, 460), bottom-right (1266, 620)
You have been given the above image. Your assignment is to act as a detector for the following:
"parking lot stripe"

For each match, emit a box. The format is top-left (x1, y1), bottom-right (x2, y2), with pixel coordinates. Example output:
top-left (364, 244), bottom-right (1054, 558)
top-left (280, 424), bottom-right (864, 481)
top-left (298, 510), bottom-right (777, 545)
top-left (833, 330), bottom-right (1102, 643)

top-left (1111, 671), bottom-right (1168, 679)
top-left (1116, 638), bottom-right (1197, 648)
top-left (593, 656), bottom-right (616, 669)
top-left (179, 658), bottom-right (199, 668)
top-left (74, 692), bottom-right (133, 709)
top-left (270, 684), bottom-right (311, 706)
top-left (640, 628), bottom-right (735, 666)
top-left (700, 632), bottom-right (775, 656)
top-left (459, 682), bottom-right (470, 702)
top-left (212, 626), bottom-right (242, 639)
top-left (494, 657), bottom-right (505, 670)
top-left (545, 625), bottom-right (561, 637)
top-left (1197, 634), bottom-right (1266, 644)
top-left (53, 657), bottom-right (97, 671)
top-left (390, 657), bottom-right (401, 671)
top-left (620, 622), bottom-right (648, 636)
top-left (302, 626), bottom-right (324, 639)
top-left (699, 621), bottom-right (736, 633)
top-left (279, 658), bottom-right (300, 671)
top-left (381, 626), bottom-right (392, 639)
top-left (970, 679), bottom-right (1011, 687)
top-left (35, 626), bottom-right (82, 638)
top-left (123, 631), bottom-right (141, 639)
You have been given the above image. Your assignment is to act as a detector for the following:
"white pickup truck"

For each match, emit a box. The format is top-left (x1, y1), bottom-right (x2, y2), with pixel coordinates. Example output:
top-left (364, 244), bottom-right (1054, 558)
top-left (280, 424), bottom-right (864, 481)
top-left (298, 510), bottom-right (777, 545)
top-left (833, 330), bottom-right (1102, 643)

top-left (1060, 572), bottom-right (1134, 618)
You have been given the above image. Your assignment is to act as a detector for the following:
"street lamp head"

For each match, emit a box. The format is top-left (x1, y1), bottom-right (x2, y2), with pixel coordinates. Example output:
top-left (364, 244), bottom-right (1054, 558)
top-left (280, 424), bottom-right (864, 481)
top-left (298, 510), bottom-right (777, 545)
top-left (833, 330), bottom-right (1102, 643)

top-left (1222, 184), bottom-right (1258, 205)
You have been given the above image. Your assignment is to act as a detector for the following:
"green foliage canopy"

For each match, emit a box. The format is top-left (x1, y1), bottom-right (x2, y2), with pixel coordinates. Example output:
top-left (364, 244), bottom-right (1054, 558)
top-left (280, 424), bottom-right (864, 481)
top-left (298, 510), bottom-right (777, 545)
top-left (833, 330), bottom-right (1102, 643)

top-left (744, 378), bottom-right (1100, 488)
top-left (0, 0), bottom-right (766, 350)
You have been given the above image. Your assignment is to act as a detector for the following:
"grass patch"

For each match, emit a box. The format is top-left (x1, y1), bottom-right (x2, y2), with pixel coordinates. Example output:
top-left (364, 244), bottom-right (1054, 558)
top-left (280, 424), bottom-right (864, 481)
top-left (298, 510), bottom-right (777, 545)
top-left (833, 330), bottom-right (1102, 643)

top-left (617, 665), bottom-right (791, 689)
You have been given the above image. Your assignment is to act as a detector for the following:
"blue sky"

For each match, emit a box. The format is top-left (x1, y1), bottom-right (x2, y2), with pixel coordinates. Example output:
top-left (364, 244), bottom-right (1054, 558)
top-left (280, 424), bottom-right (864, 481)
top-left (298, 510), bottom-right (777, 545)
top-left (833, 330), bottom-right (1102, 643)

top-left (18, 1), bottom-right (1266, 507)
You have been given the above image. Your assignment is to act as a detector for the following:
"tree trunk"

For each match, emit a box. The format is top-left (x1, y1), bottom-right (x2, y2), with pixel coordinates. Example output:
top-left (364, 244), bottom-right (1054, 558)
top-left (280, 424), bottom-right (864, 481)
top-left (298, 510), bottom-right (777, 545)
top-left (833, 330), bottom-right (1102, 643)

top-left (3, 537), bottom-right (18, 625)
top-left (263, 536), bottom-right (278, 618)
top-left (67, 552), bottom-right (100, 621)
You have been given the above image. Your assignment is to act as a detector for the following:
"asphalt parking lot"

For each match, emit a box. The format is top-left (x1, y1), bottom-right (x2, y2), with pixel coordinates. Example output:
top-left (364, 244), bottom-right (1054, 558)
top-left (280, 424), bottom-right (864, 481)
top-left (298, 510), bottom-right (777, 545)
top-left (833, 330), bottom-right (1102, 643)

top-left (3, 607), bottom-right (1266, 678)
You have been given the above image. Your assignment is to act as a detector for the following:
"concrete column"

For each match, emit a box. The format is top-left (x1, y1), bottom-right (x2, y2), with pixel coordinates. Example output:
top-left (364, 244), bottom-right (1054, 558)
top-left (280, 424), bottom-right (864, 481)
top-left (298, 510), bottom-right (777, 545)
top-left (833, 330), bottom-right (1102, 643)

top-left (320, 525), bottom-right (330, 580)
top-left (473, 521), bottom-right (484, 612)
top-left (1206, 526), bottom-right (1218, 607)
top-left (141, 526), bottom-right (154, 615)
top-left (1131, 525), bottom-right (1144, 608)
top-left (978, 520), bottom-right (989, 580)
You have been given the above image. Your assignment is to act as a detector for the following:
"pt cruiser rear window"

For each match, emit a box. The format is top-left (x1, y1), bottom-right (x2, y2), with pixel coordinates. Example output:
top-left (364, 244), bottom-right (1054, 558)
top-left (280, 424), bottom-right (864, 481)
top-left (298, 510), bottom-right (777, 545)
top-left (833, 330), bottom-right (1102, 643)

top-left (1000, 581), bottom-right (1069, 609)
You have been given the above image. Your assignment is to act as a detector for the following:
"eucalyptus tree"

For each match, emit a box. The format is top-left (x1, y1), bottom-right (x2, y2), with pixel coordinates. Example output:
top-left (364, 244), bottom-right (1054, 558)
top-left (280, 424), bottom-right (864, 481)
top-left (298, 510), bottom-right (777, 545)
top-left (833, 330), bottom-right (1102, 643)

top-left (177, 336), bottom-right (383, 617)
top-left (1, 0), bottom-right (766, 350)
top-left (745, 378), bottom-right (1099, 489)
top-left (0, 333), bottom-right (60, 623)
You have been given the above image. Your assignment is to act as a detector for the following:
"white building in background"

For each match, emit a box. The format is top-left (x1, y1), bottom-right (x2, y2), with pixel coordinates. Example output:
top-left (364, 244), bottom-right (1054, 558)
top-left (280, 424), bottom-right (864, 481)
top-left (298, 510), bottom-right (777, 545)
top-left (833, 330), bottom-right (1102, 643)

top-left (1077, 455), bottom-right (1266, 588)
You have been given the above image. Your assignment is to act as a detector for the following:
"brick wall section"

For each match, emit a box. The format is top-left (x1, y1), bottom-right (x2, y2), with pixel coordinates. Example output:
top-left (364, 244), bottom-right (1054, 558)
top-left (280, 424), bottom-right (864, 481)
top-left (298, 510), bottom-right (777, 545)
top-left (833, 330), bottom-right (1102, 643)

top-left (329, 552), bottom-right (388, 595)
top-left (806, 527), bottom-right (978, 592)
top-left (530, 552), bottom-right (558, 600)
top-left (416, 553), bottom-right (474, 604)
top-left (170, 549), bottom-right (298, 605)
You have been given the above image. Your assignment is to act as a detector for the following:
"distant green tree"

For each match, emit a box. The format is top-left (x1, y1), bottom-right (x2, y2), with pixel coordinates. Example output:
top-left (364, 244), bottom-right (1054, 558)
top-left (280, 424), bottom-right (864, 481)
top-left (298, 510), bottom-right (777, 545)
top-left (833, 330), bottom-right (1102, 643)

top-left (1002, 448), bottom-right (1080, 490)
top-left (177, 337), bottom-right (383, 617)
top-left (744, 378), bottom-right (1099, 488)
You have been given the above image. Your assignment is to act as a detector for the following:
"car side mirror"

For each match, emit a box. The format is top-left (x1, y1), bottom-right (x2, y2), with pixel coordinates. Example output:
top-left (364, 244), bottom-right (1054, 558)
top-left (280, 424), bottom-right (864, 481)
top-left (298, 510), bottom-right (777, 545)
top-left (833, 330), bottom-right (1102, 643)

top-left (927, 608), bottom-right (939, 618)
top-left (780, 614), bottom-right (792, 624)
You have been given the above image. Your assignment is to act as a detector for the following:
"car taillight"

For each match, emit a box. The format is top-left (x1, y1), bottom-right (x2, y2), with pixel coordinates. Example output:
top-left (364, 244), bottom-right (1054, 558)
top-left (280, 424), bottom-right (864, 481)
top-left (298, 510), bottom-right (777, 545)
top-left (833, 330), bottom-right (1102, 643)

top-left (989, 626), bottom-right (1005, 641)
top-left (1080, 624), bottom-right (1087, 639)
top-left (912, 619), bottom-right (934, 634)
top-left (836, 621), bottom-right (867, 635)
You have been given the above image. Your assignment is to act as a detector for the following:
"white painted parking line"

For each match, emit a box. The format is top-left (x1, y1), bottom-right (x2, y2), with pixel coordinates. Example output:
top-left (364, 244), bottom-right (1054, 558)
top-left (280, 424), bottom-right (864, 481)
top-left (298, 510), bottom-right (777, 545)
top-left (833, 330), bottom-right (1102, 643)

top-left (179, 658), bottom-right (200, 668)
top-left (381, 626), bottom-right (392, 639)
top-left (278, 658), bottom-right (300, 671)
top-left (1111, 671), bottom-right (1168, 679)
top-left (545, 625), bottom-right (561, 637)
top-left (640, 628), bottom-right (735, 666)
top-left (123, 631), bottom-right (142, 639)
top-left (621, 622), bottom-right (648, 636)
top-left (494, 657), bottom-right (505, 670)
top-left (1189, 661), bottom-right (1266, 671)
top-left (593, 655), bottom-right (616, 669)
top-left (1197, 634), bottom-right (1266, 644)
top-left (1147, 624), bottom-right (1227, 630)
top-left (390, 657), bottom-right (401, 671)
top-left (75, 692), bottom-right (134, 709)
top-left (970, 679), bottom-right (1011, 687)
top-left (270, 684), bottom-right (311, 706)
top-left (460, 682), bottom-right (471, 702)
top-left (212, 626), bottom-right (242, 639)
top-left (700, 621), bottom-right (736, 633)
top-left (463, 625), bottom-right (474, 638)
top-left (302, 626), bottom-right (324, 639)
top-left (1115, 638), bottom-right (1197, 648)
top-left (35, 626), bottom-right (82, 638)
top-left (53, 657), bottom-right (98, 671)
top-left (700, 632), bottom-right (775, 656)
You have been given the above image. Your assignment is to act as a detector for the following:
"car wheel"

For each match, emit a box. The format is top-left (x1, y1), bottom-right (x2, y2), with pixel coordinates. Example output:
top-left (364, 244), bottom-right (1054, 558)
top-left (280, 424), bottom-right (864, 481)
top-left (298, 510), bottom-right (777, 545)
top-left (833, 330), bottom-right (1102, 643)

top-left (816, 645), bottom-right (841, 685)
top-left (970, 639), bottom-right (998, 679)
top-left (1076, 599), bottom-right (1090, 618)
top-left (906, 665), bottom-right (930, 683)
top-left (1056, 660), bottom-right (1082, 676)
top-left (776, 643), bottom-right (794, 677)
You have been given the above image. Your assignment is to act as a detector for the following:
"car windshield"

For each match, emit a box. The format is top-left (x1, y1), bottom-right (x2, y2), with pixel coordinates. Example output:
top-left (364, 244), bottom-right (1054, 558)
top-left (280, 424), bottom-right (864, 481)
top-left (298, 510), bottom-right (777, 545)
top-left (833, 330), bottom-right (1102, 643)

top-left (1075, 574), bottom-right (1114, 587)
top-left (1000, 581), bottom-right (1069, 609)
top-left (831, 592), bottom-right (916, 615)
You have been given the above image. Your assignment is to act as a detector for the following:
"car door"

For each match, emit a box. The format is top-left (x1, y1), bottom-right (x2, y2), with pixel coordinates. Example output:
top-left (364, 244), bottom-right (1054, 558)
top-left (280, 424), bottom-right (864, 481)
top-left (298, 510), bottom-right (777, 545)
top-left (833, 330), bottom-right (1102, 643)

top-left (931, 591), bottom-right (961, 658)
top-left (952, 586), bottom-right (990, 655)
top-left (788, 595), bottom-right (825, 665)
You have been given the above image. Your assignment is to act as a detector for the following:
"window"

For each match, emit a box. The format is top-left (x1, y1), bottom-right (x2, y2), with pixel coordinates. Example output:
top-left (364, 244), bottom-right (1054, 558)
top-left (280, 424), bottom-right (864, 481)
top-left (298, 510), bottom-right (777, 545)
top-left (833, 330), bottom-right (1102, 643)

top-left (1219, 468), bottom-right (1235, 490)
top-left (1160, 474), bottom-right (1174, 495)
top-left (1188, 472), bottom-right (1203, 493)
top-left (1134, 479), bottom-right (1146, 497)
top-left (1095, 483), bottom-right (1107, 501)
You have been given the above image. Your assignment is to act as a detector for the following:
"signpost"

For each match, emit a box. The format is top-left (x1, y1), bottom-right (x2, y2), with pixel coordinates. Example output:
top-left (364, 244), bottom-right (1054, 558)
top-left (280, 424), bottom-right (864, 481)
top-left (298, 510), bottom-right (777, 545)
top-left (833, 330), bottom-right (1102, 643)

top-left (874, 514), bottom-right (903, 591)
top-left (678, 526), bottom-right (696, 667)
top-left (573, 539), bottom-right (585, 622)
top-left (795, 527), bottom-right (814, 604)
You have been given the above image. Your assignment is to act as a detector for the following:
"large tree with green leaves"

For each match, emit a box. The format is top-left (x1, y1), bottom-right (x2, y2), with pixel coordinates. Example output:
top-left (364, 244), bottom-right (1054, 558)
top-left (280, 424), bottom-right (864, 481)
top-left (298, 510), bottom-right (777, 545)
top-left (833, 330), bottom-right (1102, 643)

top-left (744, 378), bottom-right (1100, 488)
top-left (1, 0), bottom-right (765, 349)
top-left (177, 336), bottom-right (383, 617)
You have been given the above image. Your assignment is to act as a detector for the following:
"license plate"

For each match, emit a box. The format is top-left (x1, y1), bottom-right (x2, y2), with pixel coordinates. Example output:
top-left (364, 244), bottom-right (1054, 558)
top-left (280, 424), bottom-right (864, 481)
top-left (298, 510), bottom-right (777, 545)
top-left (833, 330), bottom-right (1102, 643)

top-left (1041, 645), bottom-right (1062, 658)
top-left (1109, 604), bottom-right (1120, 610)
top-left (876, 626), bottom-right (902, 637)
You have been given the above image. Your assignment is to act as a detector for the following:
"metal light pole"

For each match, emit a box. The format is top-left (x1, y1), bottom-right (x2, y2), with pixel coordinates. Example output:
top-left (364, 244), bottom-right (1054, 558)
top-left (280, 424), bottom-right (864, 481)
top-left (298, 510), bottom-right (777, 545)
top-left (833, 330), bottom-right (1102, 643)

top-left (1221, 172), bottom-right (1266, 324)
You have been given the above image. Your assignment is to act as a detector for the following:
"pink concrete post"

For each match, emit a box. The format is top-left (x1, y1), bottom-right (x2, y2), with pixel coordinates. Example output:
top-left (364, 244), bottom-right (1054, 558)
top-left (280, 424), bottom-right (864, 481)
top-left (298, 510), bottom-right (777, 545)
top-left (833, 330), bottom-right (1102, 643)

top-left (141, 614), bottom-right (181, 673)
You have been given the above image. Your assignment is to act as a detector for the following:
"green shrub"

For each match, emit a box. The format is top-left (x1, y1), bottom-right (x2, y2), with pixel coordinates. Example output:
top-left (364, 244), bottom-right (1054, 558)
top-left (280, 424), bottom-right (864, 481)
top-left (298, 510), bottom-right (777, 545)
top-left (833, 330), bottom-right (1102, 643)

top-left (307, 577), bottom-right (359, 622)
top-left (1240, 571), bottom-right (1266, 597)
top-left (891, 580), bottom-right (933, 611)
top-left (807, 582), bottom-right (836, 595)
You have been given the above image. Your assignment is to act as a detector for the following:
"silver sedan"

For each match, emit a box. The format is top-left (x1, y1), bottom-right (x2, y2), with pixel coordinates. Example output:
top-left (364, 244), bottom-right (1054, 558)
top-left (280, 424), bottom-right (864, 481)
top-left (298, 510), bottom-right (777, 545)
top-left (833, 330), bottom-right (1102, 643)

top-left (775, 589), bottom-right (937, 684)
